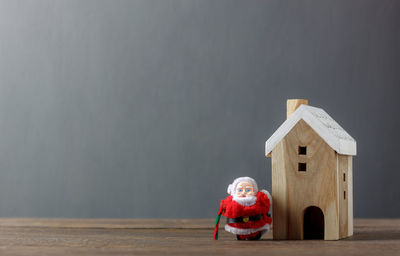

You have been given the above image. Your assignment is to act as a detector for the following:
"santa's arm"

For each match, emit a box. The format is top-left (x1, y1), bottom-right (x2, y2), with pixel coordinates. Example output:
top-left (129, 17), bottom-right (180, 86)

top-left (261, 189), bottom-right (272, 218)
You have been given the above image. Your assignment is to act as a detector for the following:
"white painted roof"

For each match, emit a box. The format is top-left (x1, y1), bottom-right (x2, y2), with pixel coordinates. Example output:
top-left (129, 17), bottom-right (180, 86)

top-left (265, 105), bottom-right (357, 156)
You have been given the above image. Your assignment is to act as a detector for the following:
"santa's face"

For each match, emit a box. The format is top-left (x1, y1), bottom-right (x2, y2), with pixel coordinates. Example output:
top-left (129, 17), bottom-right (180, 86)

top-left (235, 181), bottom-right (255, 197)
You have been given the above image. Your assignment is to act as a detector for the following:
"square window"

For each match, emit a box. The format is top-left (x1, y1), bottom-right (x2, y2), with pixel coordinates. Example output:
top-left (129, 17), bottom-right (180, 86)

top-left (298, 146), bottom-right (307, 155)
top-left (298, 162), bottom-right (307, 172)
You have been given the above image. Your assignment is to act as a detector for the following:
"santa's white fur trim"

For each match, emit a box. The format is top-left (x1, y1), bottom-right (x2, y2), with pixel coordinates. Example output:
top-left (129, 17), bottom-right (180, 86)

top-left (232, 195), bottom-right (257, 206)
top-left (225, 223), bottom-right (270, 235)
top-left (227, 177), bottom-right (258, 196)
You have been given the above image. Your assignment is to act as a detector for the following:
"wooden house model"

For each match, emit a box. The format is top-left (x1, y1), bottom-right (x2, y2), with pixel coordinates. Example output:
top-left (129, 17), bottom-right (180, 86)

top-left (265, 99), bottom-right (356, 240)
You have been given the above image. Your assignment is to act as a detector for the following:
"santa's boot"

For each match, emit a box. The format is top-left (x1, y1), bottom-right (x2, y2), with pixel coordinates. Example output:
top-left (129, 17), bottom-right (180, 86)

top-left (236, 231), bottom-right (262, 241)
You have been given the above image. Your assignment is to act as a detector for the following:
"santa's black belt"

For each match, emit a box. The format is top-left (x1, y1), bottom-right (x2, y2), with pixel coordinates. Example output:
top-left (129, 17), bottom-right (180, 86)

top-left (226, 214), bottom-right (263, 224)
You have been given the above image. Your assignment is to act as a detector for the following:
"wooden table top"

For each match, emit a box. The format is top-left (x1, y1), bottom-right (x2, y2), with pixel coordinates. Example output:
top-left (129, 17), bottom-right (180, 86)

top-left (0, 218), bottom-right (399, 255)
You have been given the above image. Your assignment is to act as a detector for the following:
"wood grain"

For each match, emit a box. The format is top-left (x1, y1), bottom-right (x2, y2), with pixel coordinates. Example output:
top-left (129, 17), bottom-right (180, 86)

top-left (286, 99), bottom-right (308, 118)
top-left (0, 218), bottom-right (398, 256)
top-left (271, 139), bottom-right (288, 239)
top-left (338, 154), bottom-right (354, 238)
top-left (0, 218), bottom-right (211, 229)
top-left (272, 119), bottom-right (342, 240)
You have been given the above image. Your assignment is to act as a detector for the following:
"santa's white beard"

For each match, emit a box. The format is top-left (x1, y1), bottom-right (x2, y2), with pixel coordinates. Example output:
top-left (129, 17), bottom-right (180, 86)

top-left (232, 195), bottom-right (257, 206)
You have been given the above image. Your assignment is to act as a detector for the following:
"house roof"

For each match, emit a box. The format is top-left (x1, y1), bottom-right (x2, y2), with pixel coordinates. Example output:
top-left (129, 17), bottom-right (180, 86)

top-left (265, 105), bottom-right (357, 156)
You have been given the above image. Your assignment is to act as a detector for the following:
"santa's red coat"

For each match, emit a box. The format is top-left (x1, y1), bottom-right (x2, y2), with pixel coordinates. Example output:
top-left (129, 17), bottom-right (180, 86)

top-left (218, 191), bottom-right (272, 235)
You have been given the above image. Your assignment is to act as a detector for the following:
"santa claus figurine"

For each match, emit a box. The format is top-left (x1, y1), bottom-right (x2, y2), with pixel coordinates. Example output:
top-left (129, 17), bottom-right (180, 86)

top-left (214, 177), bottom-right (272, 240)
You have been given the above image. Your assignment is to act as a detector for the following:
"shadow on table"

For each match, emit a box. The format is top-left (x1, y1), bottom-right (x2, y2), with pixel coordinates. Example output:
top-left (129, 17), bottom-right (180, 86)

top-left (257, 230), bottom-right (400, 242)
top-left (348, 230), bottom-right (400, 241)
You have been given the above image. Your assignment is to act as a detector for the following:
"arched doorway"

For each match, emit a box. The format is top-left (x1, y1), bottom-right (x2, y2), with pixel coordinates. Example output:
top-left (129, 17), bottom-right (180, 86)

top-left (303, 206), bottom-right (324, 239)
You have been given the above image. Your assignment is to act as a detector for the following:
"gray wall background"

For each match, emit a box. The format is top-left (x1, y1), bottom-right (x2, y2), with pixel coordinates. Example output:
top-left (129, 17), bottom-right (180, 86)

top-left (0, 0), bottom-right (399, 218)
